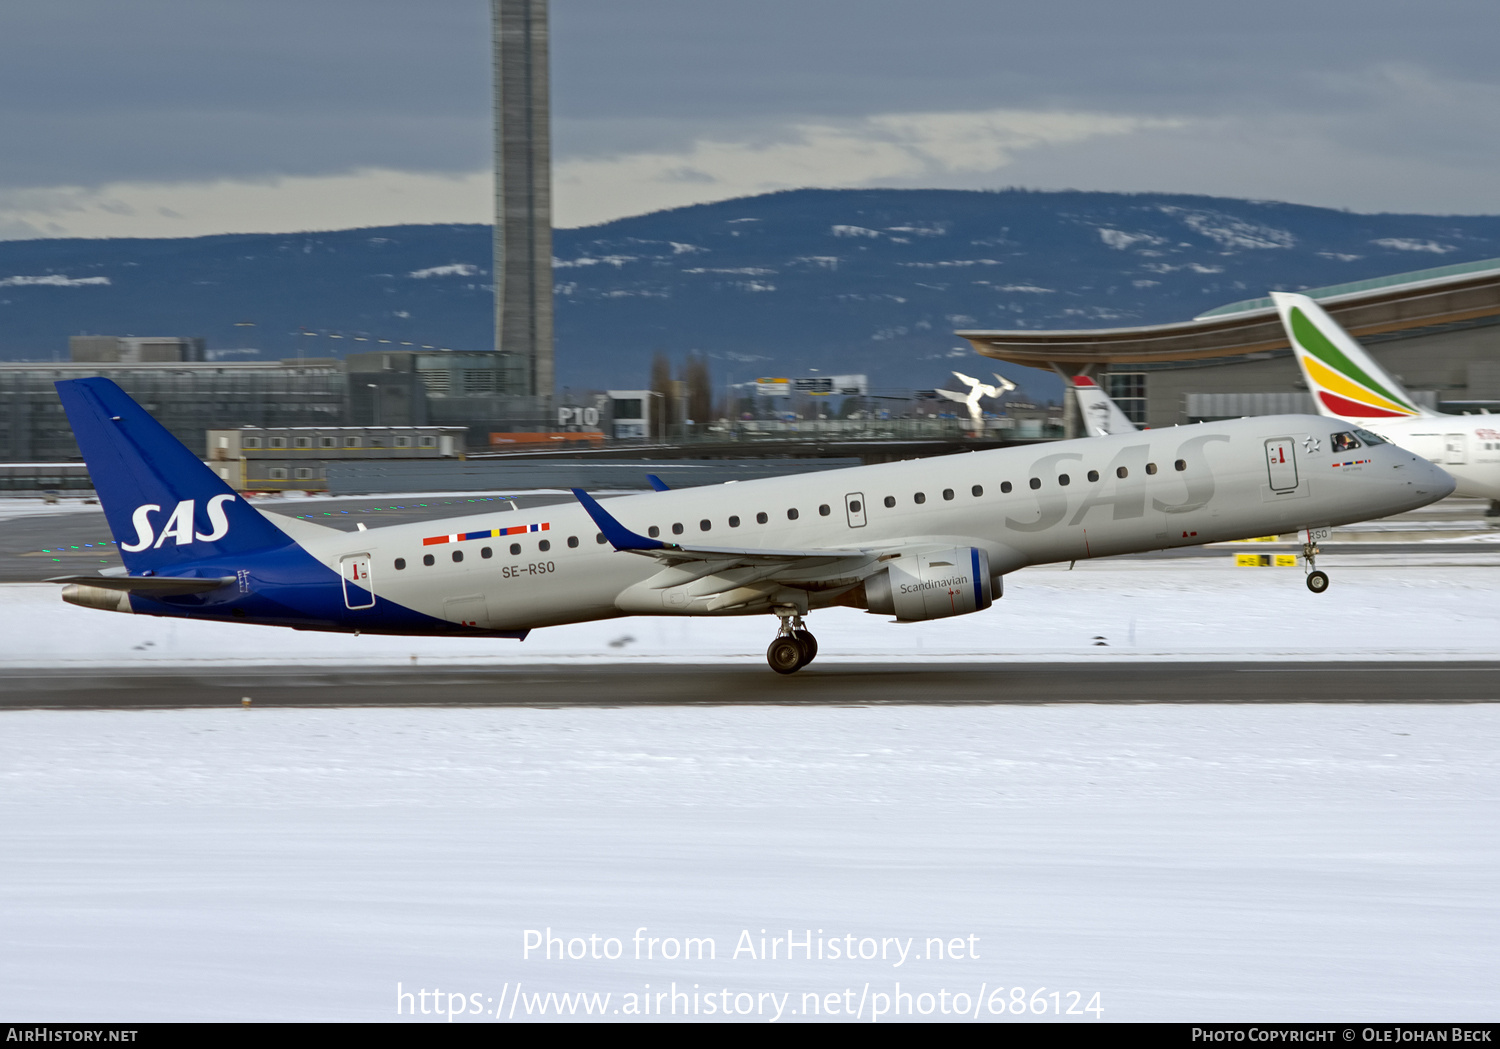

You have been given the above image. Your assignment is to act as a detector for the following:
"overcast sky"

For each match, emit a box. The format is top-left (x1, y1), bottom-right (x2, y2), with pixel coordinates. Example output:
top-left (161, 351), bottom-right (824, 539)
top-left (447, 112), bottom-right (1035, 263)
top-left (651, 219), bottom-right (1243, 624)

top-left (2, 0), bottom-right (1498, 239)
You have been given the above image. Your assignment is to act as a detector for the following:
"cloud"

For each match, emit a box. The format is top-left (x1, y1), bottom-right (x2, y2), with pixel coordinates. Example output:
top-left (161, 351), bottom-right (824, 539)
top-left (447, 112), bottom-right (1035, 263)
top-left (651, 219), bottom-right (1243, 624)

top-left (553, 107), bottom-right (1180, 227)
top-left (0, 170), bottom-right (492, 240)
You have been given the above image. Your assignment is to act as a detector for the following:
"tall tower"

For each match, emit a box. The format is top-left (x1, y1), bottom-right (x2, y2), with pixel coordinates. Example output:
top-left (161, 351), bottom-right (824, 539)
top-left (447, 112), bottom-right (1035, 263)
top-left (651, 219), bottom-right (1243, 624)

top-left (492, 0), bottom-right (553, 402)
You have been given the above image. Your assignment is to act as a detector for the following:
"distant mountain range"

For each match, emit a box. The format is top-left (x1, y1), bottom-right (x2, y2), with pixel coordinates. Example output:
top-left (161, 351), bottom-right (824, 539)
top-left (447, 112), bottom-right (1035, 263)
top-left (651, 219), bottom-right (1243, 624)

top-left (3, 188), bottom-right (1499, 401)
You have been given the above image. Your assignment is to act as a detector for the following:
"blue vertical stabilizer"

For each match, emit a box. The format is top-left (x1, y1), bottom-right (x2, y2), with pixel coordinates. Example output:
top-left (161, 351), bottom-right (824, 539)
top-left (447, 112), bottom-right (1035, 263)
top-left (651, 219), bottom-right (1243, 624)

top-left (55, 377), bottom-right (293, 572)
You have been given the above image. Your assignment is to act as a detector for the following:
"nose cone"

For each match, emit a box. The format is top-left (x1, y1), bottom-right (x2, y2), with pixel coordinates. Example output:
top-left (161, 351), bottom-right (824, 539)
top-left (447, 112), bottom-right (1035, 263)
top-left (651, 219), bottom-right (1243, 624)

top-left (1407, 452), bottom-right (1457, 502)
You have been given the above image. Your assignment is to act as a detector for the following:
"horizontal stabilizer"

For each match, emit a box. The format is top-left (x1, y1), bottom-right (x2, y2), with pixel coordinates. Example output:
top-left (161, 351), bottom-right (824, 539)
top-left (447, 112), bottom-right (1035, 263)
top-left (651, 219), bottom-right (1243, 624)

top-left (47, 574), bottom-right (235, 595)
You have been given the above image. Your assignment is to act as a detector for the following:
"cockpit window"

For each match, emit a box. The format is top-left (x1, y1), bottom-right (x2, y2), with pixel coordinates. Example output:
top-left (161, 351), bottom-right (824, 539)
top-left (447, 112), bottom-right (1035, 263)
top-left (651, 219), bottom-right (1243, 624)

top-left (1353, 428), bottom-right (1385, 446)
top-left (1330, 431), bottom-right (1361, 452)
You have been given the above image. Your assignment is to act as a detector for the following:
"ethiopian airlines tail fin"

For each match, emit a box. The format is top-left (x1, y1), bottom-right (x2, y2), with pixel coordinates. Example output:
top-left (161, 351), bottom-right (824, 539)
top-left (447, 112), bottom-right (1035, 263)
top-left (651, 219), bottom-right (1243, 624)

top-left (1271, 292), bottom-right (1435, 422)
top-left (55, 377), bottom-right (295, 573)
top-left (1071, 376), bottom-right (1138, 436)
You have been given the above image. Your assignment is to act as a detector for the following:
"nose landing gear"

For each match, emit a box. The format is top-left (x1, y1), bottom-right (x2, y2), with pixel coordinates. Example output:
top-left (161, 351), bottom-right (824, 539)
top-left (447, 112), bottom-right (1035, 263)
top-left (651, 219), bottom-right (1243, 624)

top-left (767, 607), bottom-right (818, 674)
top-left (1303, 529), bottom-right (1330, 594)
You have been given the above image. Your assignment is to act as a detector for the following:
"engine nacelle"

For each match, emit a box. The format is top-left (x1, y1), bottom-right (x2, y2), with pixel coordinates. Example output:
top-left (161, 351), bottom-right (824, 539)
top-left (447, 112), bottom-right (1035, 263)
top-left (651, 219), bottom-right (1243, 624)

top-left (865, 547), bottom-right (995, 621)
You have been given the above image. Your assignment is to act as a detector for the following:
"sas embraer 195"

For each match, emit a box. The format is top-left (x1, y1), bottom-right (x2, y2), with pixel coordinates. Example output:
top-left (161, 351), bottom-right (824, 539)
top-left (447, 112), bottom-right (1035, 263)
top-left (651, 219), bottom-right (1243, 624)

top-left (53, 378), bottom-right (1452, 673)
top-left (1273, 292), bottom-right (1500, 502)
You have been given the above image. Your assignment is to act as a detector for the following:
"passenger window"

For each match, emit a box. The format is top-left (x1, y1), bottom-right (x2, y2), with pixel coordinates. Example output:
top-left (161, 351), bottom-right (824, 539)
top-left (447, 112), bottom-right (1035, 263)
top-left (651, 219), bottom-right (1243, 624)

top-left (567, 536), bottom-right (579, 548)
top-left (942, 489), bottom-right (954, 500)
top-left (700, 519), bottom-right (711, 531)
top-left (394, 558), bottom-right (406, 570)
top-left (648, 526), bottom-right (660, 538)
top-left (849, 500), bottom-right (862, 513)
top-left (1058, 474), bottom-right (1070, 486)
top-left (1116, 466), bottom-right (1129, 478)
top-left (671, 523), bottom-right (683, 535)
top-left (971, 485), bottom-right (983, 497)
top-left (1088, 470), bottom-right (1099, 482)
top-left (818, 504), bottom-right (831, 516)
top-left (596, 533), bottom-right (606, 544)
top-left (787, 508), bottom-right (799, 521)
top-left (481, 547), bottom-right (493, 559)
top-left (452, 550), bottom-right (463, 563)
top-left (1029, 478), bottom-right (1041, 490)
top-left (422, 554), bottom-right (434, 566)
top-left (883, 496), bottom-right (896, 508)
top-left (1000, 481), bottom-right (1012, 493)
top-left (539, 539), bottom-right (551, 551)
top-left (914, 492), bottom-right (926, 504)
top-left (1175, 460), bottom-right (1186, 472)
top-left (729, 516), bottom-right (741, 527)
top-left (510, 543), bottom-right (521, 555)
top-left (1146, 463), bottom-right (1158, 475)
top-left (756, 512), bottom-right (768, 524)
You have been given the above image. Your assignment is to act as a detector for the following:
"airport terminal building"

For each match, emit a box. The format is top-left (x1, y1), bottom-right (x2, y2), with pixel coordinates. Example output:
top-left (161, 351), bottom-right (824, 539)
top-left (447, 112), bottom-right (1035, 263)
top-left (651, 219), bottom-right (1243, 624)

top-left (0, 340), bottom-right (546, 461)
top-left (958, 258), bottom-right (1500, 436)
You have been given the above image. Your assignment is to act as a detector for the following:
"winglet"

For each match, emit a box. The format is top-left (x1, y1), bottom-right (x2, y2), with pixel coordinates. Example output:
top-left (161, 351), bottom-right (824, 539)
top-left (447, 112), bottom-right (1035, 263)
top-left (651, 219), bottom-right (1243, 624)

top-left (571, 489), bottom-right (665, 551)
top-left (646, 473), bottom-right (671, 492)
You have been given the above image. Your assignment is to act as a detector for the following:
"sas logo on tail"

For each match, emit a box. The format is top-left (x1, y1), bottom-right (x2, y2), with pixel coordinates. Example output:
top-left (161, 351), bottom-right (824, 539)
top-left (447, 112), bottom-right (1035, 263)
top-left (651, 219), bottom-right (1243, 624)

top-left (121, 495), bottom-right (236, 551)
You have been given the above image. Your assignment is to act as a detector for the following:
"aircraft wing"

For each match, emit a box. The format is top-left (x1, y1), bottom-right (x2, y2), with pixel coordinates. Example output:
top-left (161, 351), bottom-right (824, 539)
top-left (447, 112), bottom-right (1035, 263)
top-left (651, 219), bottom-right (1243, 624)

top-left (575, 488), bottom-right (906, 613)
top-left (933, 388), bottom-right (970, 405)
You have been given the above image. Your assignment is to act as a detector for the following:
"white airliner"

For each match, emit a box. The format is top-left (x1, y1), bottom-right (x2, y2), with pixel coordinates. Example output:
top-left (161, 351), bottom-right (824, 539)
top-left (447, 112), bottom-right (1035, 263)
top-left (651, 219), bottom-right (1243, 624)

top-left (1272, 292), bottom-right (1500, 501)
top-left (53, 378), bottom-right (1453, 672)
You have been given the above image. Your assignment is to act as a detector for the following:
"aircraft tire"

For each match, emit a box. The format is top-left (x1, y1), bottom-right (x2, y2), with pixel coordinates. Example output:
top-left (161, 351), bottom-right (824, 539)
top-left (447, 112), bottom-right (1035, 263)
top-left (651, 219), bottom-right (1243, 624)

top-left (767, 636), bottom-right (804, 674)
top-left (793, 630), bottom-right (818, 667)
top-left (1306, 570), bottom-right (1330, 594)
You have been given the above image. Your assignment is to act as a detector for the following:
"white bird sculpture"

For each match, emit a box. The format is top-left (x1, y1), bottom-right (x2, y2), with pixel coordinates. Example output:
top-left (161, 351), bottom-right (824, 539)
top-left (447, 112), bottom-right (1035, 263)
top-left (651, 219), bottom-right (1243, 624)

top-left (934, 370), bottom-right (1016, 428)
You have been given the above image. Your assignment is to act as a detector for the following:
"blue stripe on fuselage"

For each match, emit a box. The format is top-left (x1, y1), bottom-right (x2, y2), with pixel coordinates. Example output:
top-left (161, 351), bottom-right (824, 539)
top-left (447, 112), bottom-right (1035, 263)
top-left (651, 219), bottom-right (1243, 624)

top-left (124, 540), bottom-right (528, 639)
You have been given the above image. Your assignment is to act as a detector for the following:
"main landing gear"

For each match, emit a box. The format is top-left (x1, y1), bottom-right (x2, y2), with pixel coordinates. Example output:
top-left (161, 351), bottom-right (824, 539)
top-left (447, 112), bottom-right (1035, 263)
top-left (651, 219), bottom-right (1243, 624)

top-left (767, 608), bottom-right (818, 674)
top-left (1303, 529), bottom-right (1329, 594)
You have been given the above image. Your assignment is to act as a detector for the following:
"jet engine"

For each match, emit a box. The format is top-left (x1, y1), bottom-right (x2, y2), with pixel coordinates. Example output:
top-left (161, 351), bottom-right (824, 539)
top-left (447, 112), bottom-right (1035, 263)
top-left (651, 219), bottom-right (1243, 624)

top-left (864, 548), bottom-right (996, 621)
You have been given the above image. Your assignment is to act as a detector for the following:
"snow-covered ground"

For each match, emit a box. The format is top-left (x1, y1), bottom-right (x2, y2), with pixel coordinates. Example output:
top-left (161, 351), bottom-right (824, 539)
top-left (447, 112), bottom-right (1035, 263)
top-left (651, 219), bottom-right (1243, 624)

top-left (1, 704), bottom-right (1496, 1021)
top-left (6, 554), bottom-right (1500, 668)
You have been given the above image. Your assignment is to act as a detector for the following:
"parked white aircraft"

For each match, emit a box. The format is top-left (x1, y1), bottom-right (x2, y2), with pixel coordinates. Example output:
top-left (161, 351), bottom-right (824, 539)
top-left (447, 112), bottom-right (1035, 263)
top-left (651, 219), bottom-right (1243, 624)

top-left (1072, 376), bottom-right (1139, 437)
top-left (1272, 292), bottom-right (1500, 501)
top-left (54, 378), bottom-right (1452, 672)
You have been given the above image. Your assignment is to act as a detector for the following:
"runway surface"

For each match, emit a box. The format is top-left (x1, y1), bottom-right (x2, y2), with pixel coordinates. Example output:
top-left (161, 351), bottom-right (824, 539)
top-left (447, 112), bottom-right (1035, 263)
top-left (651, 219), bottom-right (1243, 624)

top-left (5, 660), bottom-right (1499, 708)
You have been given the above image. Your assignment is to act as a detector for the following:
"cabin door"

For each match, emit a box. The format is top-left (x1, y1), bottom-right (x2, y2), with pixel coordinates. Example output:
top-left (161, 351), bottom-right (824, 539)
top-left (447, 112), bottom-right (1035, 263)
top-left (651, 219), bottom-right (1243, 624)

top-left (1445, 433), bottom-right (1468, 465)
top-left (1264, 438), bottom-right (1299, 492)
top-left (340, 553), bottom-right (375, 609)
top-left (845, 492), bottom-right (867, 528)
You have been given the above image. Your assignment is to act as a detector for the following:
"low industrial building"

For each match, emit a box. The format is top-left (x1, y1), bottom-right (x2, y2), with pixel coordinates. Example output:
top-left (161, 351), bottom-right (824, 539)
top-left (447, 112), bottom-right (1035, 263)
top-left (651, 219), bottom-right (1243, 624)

top-left (206, 425), bottom-right (466, 492)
